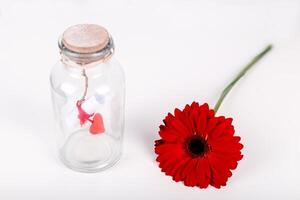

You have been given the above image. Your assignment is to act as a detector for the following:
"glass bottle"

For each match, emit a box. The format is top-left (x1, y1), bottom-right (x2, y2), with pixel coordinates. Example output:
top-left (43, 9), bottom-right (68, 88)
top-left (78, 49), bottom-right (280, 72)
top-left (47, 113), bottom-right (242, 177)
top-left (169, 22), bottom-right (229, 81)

top-left (50, 24), bottom-right (125, 172)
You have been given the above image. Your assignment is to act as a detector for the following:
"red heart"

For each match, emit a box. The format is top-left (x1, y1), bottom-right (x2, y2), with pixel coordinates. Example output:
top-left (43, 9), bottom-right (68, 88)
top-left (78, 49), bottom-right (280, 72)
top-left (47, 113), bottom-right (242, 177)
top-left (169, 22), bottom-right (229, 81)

top-left (89, 113), bottom-right (105, 134)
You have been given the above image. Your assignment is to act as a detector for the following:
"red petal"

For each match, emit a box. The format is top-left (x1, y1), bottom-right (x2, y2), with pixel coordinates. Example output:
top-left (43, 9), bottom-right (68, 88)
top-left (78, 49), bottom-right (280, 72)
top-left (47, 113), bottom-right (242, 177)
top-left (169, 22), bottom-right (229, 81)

top-left (213, 135), bottom-right (240, 145)
top-left (168, 156), bottom-right (190, 177)
top-left (173, 158), bottom-right (192, 182)
top-left (196, 111), bottom-right (207, 136)
top-left (189, 108), bottom-right (199, 133)
top-left (196, 158), bottom-right (210, 188)
top-left (183, 159), bottom-right (198, 186)
top-left (208, 153), bottom-right (236, 187)
top-left (175, 108), bottom-right (194, 134)
top-left (210, 122), bottom-right (227, 139)
top-left (171, 118), bottom-right (191, 137)
top-left (225, 118), bottom-right (233, 125)
top-left (176, 158), bottom-right (193, 181)
top-left (199, 103), bottom-right (209, 112)
top-left (191, 102), bottom-right (200, 110)
top-left (159, 129), bottom-right (181, 143)
top-left (208, 109), bottom-right (215, 118)
top-left (206, 117), bottom-right (218, 133)
top-left (155, 143), bottom-right (182, 155)
top-left (163, 113), bottom-right (176, 127)
top-left (162, 156), bottom-right (182, 174)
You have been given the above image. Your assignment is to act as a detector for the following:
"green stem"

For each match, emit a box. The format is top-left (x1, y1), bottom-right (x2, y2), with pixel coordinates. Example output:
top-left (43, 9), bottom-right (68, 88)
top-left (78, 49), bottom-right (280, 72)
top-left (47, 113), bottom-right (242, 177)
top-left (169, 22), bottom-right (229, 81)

top-left (214, 44), bottom-right (273, 113)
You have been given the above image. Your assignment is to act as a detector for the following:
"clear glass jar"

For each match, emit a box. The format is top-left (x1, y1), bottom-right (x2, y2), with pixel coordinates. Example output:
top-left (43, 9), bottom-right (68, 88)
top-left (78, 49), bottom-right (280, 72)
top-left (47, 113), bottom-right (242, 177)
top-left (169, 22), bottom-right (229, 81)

top-left (50, 24), bottom-right (125, 172)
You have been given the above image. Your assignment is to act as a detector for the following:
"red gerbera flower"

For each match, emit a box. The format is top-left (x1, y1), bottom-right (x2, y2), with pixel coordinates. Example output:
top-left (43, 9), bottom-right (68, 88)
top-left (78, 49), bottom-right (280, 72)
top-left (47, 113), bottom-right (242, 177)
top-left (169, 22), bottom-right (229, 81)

top-left (154, 45), bottom-right (272, 189)
top-left (155, 102), bottom-right (243, 188)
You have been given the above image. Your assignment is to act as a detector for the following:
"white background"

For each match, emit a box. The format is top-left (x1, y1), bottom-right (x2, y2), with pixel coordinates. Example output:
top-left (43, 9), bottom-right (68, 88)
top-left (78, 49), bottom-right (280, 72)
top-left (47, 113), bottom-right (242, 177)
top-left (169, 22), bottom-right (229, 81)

top-left (0, 0), bottom-right (300, 199)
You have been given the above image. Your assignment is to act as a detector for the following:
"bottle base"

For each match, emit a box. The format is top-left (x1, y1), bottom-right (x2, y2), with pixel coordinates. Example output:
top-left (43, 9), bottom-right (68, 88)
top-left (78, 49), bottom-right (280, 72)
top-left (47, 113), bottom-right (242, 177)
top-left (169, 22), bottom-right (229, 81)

top-left (59, 152), bottom-right (122, 173)
top-left (59, 130), bottom-right (122, 173)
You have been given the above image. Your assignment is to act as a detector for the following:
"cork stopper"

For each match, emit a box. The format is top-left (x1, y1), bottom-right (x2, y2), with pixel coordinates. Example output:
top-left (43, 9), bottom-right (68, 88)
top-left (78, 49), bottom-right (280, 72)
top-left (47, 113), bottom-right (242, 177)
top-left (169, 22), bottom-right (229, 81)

top-left (62, 24), bottom-right (109, 54)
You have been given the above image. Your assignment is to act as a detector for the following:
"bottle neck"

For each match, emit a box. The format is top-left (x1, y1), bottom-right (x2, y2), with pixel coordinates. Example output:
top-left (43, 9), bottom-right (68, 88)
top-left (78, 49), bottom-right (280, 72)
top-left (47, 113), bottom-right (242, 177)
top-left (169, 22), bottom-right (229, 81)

top-left (59, 35), bottom-right (114, 68)
top-left (62, 58), bottom-right (113, 79)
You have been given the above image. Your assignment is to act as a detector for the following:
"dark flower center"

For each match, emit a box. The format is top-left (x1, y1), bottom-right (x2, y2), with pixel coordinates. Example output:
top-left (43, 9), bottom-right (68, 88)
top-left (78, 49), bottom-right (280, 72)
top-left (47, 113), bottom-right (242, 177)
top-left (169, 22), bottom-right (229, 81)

top-left (185, 136), bottom-right (209, 157)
